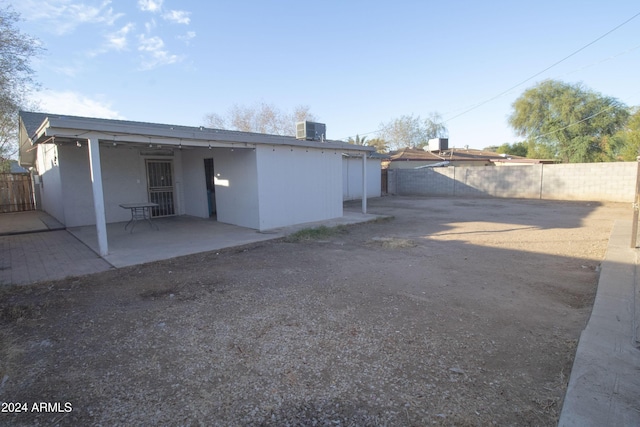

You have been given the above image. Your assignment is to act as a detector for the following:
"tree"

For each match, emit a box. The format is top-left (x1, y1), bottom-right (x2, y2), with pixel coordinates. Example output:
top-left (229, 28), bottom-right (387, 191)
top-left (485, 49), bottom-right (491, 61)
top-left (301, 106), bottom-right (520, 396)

top-left (347, 134), bottom-right (367, 145)
top-left (423, 112), bottom-right (448, 143)
top-left (346, 134), bottom-right (388, 154)
top-left (611, 107), bottom-right (640, 161)
top-left (495, 142), bottom-right (528, 157)
top-left (204, 102), bottom-right (317, 136)
top-left (508, 80), bottom-right (629, 163)
top-left (0, 5), bottom-right (42, 167)
top-left (366, 137), bottom-right (388, 153)
top-left (377, 112), bottom-right (448, 150)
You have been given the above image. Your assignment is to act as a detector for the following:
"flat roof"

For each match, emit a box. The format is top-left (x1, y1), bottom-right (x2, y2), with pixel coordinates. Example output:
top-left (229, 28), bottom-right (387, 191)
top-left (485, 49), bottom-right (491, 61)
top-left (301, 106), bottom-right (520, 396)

top-left (19, 111), bottom-right (374, 154)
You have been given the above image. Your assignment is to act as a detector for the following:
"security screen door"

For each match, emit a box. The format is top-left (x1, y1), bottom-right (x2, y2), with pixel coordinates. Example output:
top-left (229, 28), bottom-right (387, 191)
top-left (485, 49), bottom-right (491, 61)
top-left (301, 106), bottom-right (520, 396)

top-left (146, 159), bottom-right (175, 217)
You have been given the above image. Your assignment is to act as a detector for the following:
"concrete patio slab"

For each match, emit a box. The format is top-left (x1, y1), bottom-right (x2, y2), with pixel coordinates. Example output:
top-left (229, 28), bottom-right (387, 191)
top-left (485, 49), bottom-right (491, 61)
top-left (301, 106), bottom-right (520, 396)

top-left (1, 207), bottom-right (385, 286)
top-left (68, 210), bottom-right (386, 268)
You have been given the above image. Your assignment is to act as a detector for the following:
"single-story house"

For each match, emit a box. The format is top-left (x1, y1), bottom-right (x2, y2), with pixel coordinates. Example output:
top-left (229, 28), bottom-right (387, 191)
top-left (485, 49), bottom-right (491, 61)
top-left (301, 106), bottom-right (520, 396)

top-left (383, 147), bottom-right (553, 169)
top-left (382, 148), bottom-right (447, 169)
top-left (18, 111), bottom-right (378, 255)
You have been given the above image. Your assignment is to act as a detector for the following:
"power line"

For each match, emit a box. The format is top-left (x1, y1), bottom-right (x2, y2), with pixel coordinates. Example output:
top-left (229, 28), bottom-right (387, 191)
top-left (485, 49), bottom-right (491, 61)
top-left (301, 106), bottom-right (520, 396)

top-left (442, 10), bottom-right (640, 123)
top-left (534, 89), bottom-right (640, 141)
top-left (560, 43), bottom-right (640, 79)
top-left (339, 10), bottom-right (640, 142)
top-left (439, 42), bottom-right (640, 121)
top-left (534, 105), bottom-right (618, 141)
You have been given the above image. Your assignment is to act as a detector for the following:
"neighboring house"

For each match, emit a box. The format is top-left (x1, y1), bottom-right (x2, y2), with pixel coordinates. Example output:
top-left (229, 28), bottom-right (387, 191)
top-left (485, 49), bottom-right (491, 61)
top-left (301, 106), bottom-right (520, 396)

top-left (433, 148), bottom-right (526, 167)
top-left (18, 111), bottom-right (377, 255)
top-left (9, 160), bottom-right (29, 174)
top-left (0, 159), bottom-right (29, 173)
top-left (489, 156), bottom-right (556, 166)
top-left (383, 148), bottom-right (446, 169)
top-left (383, 147), bottom-right (553, 169)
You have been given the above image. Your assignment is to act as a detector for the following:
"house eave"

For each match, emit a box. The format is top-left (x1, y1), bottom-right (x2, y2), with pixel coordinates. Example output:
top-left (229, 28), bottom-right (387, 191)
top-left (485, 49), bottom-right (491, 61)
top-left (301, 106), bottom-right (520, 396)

top-left (27, 114), bottom-right (374, 154)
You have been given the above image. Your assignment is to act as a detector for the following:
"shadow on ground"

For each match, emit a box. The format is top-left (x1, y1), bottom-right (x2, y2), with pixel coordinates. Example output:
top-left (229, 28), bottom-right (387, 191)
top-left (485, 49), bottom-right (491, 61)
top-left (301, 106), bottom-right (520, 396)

top-left (0, 196), bottom-right (631, 426)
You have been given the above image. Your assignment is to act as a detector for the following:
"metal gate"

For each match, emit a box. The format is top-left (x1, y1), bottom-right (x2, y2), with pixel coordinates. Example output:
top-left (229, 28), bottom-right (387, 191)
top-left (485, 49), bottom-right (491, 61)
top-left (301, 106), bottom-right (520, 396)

top-left (146, 160), bottom-right (175, 217)
top-left (0, 173), bottom-right (35, 213)
top-left (381, 169), bottom-right (388, 194)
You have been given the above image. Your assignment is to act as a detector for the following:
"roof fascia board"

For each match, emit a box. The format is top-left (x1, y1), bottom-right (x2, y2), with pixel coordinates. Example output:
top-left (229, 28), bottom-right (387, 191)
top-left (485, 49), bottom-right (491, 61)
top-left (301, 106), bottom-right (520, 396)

top-left (47, 130), bottom-right (254, 149)
top-left (41, 117), bottom-right (374, 152)
top-left (18, 119), bottom-right (36, 167)
top-left (32, 117), bottom-right (52, 142)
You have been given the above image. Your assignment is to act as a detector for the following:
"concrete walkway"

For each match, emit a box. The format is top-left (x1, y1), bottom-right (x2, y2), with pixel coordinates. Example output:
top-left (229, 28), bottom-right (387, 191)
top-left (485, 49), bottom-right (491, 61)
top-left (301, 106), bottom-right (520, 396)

top-left (0, 230), bottom-right (113, 285)
top-left (559, 220), bottom-right (640, 426)
top-left (0, 210), bottom-right (64, 235)
top-left (0, 211), bottom-right (113, 285)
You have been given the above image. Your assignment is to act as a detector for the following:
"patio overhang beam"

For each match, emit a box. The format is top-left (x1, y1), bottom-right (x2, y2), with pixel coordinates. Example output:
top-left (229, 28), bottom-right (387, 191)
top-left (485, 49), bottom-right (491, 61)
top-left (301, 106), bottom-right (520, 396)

top-left (41, 119), bottom-right (314, 146)
top-left (29, 115), bottom-right (374, 154)
top-left (41, 130), bottom-right (257, 150)
top-left (44, 131), bottom-right (373, 154)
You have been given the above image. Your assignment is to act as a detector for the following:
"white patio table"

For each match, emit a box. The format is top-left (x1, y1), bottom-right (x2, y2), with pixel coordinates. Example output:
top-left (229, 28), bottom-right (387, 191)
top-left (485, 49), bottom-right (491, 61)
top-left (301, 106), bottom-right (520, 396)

top-left (119, 202), bottom-right (159, 233)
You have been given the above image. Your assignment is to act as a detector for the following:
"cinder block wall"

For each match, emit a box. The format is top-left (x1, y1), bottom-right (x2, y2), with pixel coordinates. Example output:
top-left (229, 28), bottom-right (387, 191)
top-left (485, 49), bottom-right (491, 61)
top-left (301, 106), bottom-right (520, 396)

top-left (396, 167), bottom-right (455, 196)
top-left (540, 162), bottom-right (636, 202)
top-left (393, 162), bottom-right (637, 202)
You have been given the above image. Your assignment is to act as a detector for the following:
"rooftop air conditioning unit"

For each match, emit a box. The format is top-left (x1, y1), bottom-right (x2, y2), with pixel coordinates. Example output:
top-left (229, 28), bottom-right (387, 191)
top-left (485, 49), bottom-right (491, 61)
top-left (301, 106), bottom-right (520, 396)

top-left (427, 138), bottom-right (449, 152)
top-left (296, 121), bottom-right (326, 141)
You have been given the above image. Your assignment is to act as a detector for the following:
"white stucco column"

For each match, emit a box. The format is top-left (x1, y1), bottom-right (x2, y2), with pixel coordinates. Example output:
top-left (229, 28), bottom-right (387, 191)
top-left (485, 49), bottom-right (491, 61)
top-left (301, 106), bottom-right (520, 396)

top-left (362, 152), bottom-right (367, 214)
top-left (87, 136), bottom-right (108, 256)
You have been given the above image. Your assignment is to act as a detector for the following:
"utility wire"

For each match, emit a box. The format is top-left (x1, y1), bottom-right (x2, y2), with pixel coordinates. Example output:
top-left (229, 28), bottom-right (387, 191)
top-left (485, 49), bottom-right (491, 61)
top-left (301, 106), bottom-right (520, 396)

top-left (534, 89), bottom-right (640, 141)
top-left (340, 10), bottom-right (640, 141)
top-left (559, 43), bottom-right (640, 79)
top-left (534, 104), bottom-right (618, 141)
top-left (440, 43), bottom-right (640, 120)
top-left (443, 10), bottom-right (640, 124)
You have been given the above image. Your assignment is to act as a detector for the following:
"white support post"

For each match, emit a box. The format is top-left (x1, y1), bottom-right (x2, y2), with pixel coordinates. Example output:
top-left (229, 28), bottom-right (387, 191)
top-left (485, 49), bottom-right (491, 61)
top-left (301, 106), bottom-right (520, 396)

top-left (362, 152), bottom-right (367, 214)
top-left (87, 136), bottom-right (109, 256)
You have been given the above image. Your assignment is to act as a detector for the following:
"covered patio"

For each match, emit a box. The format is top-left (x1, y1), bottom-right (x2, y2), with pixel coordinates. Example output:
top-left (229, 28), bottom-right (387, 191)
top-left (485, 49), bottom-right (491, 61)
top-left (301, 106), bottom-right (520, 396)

top-left (19, 112), bottom-right (377, 260)
top-left (67, 208), bottom-right (385, 268)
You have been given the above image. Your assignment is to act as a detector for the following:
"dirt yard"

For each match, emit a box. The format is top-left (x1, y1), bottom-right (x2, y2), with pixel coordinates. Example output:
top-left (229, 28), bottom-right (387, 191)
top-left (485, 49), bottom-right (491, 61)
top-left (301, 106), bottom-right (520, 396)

top-left (0, 196), bottom-right (631, 426)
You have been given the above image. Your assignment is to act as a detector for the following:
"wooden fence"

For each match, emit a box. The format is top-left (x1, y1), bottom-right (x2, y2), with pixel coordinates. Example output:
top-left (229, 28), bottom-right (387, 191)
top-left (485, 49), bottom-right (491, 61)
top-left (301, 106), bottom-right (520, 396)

top-left (0, 173), bottom-right (35, 213)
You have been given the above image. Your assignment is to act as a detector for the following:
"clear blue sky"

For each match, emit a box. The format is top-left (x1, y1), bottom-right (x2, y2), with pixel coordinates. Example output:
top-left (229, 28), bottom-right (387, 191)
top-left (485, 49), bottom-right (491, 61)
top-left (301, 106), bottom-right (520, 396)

top-left (11, 0), bottom-right (640, 149)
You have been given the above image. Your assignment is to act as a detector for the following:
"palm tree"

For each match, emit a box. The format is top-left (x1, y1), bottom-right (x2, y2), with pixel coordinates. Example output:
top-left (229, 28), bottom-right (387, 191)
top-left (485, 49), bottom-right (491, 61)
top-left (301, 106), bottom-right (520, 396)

top-left (347, 134), bottom-right (368, 146)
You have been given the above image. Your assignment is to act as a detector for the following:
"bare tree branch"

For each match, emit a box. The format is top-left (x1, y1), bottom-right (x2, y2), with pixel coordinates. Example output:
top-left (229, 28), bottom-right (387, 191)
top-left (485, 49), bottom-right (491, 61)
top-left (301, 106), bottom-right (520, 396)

top-left (204, 102), bottom-right (317, 136)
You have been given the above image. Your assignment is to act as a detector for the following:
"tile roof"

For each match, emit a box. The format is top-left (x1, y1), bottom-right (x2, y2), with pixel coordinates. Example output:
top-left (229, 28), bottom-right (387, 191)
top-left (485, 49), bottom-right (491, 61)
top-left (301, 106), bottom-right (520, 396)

top-left (388, 147), bottom-right (527, 162)
top-left (388, 148), bottom-right (445, 161)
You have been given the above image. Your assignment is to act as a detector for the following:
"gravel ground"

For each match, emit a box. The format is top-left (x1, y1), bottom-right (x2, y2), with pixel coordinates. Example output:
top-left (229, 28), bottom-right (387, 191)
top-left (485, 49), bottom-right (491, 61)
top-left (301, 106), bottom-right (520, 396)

top-left (0, 196), bottom-right (630, 426)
